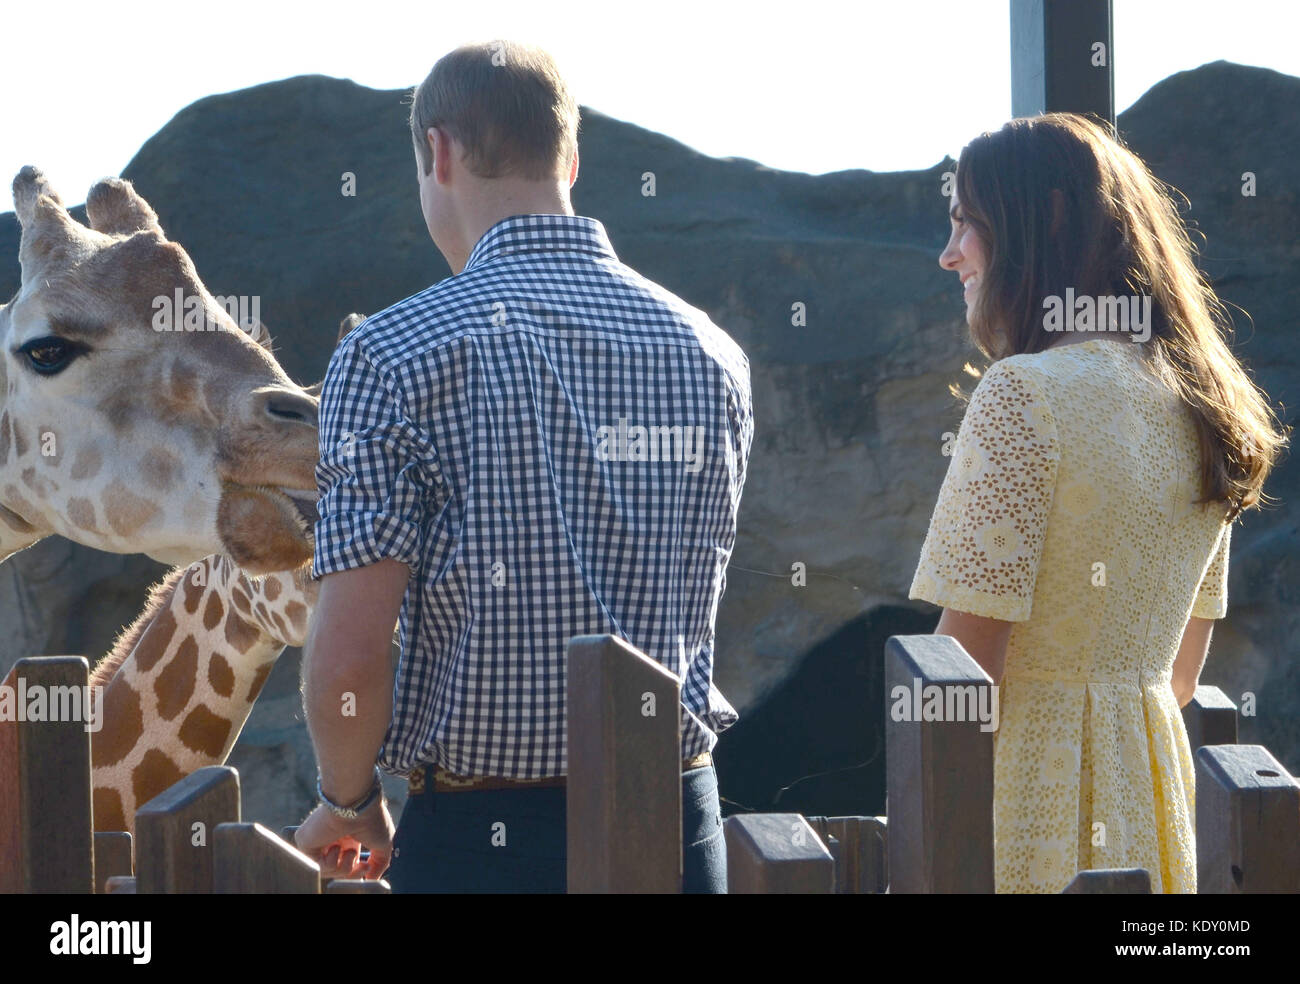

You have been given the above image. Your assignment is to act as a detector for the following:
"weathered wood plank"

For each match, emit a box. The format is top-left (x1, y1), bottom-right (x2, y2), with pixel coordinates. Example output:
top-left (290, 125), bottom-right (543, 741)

top-left (213, 822), bottom-right (320, 893)
top-left (805, 816), bottom-right (889, 893)
top-left (1182, 686), bottom-right (1238, 754)
top-left (94, 831), bottom-right (133, 894)
top-left (104, 876), bottom-right (137, 894)
top-left (0, 656), bottom-right (95, 893)
top-left (325, 878), bottom-right (392, 894)
top-left (135, 765), bottom-right (240, 894)
top-left (1063, 868), bottom-right (1152, 893)
top-left (725, 814), bottom-right (833, 894)
top-left (885, 635), bottom-right (995, 893)
top-left (566, 634), bottom-right (681, 894)
top-left (1196, 745), bottom-right (1300, 893)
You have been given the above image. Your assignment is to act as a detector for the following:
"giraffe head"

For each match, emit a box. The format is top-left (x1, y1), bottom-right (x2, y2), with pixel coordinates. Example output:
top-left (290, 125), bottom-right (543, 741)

top-left (0, 167), bottom-right (319, 575)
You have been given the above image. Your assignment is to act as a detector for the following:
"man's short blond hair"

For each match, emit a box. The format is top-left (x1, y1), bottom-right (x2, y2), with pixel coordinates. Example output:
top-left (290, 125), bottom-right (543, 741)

top-left (410, 41), bottom-right (579, 181)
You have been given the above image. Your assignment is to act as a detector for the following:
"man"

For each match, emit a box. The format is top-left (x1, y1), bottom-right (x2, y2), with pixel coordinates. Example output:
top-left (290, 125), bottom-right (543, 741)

top-left (294, 40), bottom-right (753, 893)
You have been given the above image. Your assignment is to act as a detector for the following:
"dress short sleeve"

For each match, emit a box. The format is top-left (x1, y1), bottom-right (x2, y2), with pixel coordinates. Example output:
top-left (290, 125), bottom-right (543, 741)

top-left (909, 359), bottom-right (1061, 622)
top-left (1190, 521), bottom-right (1231, 619)
top-left (312, 334), bottom-right (443, 578)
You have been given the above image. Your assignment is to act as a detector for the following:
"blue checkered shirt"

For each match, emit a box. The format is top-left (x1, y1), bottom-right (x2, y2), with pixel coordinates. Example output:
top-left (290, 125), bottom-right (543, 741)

top-left (312, 214), bottom-right (753, 778)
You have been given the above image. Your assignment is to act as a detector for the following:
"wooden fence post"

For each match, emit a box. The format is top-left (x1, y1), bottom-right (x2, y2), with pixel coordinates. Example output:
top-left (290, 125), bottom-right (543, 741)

top-left (135, 765), bottom-right (240, 894)
top-left (0, 656), bottom-right (95, 893)
top-left (885, 635), bottom-right (995, 893)
top-left (1196, 744), bottom-right (1300, 893)
top-left (1181, 685), bottom-right (1238, 754)
top-left (94, 831), bottom-right (133, 893)
top-left (806, 816), bottom-right (888, 893)
top-left (213, 822), bottom-right (320, 893)
top-left (325, 879), bottom-right (392, 894)
top-left (725, 813), bottom-right (833, 893)
top-left (1063, 868), bottom-right (1152, 893)
top-left (566, 634), bottom-right (681, 894)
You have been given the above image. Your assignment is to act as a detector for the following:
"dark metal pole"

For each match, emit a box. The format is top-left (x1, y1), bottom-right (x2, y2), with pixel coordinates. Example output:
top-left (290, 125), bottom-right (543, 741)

top-left (1011, 0), bottom-right (1115, 127)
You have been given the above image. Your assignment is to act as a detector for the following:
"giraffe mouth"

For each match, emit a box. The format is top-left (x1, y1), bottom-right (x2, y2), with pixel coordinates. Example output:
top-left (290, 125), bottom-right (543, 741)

top-left (280, 488), bottom-right (320, 529)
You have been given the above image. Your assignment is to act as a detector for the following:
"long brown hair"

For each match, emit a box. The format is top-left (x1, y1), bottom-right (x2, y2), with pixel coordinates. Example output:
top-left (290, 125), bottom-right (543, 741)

top-left (956, 112), bottom-right (1289, 521)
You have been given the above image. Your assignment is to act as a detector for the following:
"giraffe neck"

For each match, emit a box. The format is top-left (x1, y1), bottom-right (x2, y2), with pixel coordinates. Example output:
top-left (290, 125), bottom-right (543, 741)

top-left (89, 553), bottom-right (317, 833)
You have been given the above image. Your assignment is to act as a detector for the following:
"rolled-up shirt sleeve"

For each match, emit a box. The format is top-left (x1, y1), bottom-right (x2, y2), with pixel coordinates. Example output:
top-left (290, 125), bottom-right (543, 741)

top-left (312, 334), bottom-right (442, 578)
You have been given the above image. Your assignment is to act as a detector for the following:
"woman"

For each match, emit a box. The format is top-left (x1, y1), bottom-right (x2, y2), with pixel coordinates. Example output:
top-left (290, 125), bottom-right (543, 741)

top-left (909, 113), bottom-right (1288, 893)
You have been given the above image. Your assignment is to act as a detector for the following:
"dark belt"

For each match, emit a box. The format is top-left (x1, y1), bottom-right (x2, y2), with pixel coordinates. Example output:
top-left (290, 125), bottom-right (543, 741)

top-left (409, 752), bottom-right (712, 794)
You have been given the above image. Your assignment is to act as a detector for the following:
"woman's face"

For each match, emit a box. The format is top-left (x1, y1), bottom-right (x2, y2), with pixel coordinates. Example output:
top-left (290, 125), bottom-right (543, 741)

top-left (939, 186), bottom-right (989, 323)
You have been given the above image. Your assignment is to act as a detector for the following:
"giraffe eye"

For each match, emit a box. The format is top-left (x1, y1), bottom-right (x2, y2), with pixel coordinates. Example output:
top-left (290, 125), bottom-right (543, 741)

top-left (18, 335), bottom-right (82, 376)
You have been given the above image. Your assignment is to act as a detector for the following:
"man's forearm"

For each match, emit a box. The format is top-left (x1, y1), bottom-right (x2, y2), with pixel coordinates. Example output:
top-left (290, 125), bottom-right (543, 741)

top-left (304, 631), bottom-right (394, 804)
top-left (302, 564), bottom-right (408, 805)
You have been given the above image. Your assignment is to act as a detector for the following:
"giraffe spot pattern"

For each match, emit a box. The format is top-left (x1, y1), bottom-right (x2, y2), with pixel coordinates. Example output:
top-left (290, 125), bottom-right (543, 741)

top-left (203, 591), bottom-right (224, 631)
top-left (93, 786), bottom-right (127, 834)
top-left (231, 586), bottom-right (252, 616)
top-left (132, 748), bottom-right (185, 812)
top-left (178, 704), bottom-right (232, 758)
top-left (270, 610), bottom-right (289, 640)
top-left (70, 446), bottom-right (102, 481)
top-left (0, 411), bottom-right (10, 463)
top-left (181, 569), bottom-right (205, 614)
top-left (140, 445), bottom-right (179, 491)
top-left (92, 677), bottom-right (144, 769)
top-left (208, 654), bottom-right (235, 698)
top-left (224, 609), bottom-right (261, 654)
top-left (286, 601), bottom-right (307, 633)
top-left (154, 634), bottom-right (199, 721)
top-left (67, 496), bottom-right (100, 532)
top-left (263, 578), bottom-right (281, 602)
top-left (103, 478), bottom-right (161, 537)
top-left (135, 607), bottom-right (177, 674)
top-left (246, 662), bottom-right (274, 703)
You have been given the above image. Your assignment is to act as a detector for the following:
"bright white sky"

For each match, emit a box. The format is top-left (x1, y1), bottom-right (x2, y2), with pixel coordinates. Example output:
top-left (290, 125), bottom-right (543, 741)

top-left (2, 0), bottom-right (1298, 204)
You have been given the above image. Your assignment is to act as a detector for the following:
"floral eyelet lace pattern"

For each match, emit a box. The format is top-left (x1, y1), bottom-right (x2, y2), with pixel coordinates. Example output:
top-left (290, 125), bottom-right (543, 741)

top-left (910, 339), bottom-right (1231, 893)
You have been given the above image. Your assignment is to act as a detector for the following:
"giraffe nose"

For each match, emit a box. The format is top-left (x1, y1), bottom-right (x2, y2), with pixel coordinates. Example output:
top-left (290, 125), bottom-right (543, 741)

top-left (256, 387), bottom-right (319, 429)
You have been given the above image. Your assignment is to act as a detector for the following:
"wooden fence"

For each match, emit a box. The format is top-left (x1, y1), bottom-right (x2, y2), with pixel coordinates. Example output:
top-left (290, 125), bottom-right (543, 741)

top-left (0, 656), bottom-right (385, 894)
top-left (564, 633), bottom-right (1300, 894)
top-left (3, 635), bottom-right (1298, 893)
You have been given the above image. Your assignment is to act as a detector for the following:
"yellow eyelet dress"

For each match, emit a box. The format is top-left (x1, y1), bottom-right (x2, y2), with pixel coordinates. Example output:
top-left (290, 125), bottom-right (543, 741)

top-left (909, 339), bottom-right (1230, 894)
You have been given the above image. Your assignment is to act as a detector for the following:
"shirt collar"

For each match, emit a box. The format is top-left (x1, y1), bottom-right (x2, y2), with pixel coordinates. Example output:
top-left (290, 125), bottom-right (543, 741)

top-left (462, 214), bottom-right (616, 273)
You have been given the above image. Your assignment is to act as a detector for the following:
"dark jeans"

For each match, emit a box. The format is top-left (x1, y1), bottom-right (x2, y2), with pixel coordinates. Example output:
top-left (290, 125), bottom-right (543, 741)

top-left (386, 764), bottom-right (727, 893)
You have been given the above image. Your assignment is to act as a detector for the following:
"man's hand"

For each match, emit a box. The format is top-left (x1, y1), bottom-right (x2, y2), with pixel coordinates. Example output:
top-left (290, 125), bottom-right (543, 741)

top-left (295, 798), bottom-right (396, 880)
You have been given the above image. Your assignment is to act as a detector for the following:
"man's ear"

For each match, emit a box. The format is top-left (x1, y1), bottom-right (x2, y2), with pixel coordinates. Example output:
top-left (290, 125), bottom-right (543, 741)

top-left (430, 127), bottom-right (454, 185)
top-left (567, 147), bottom-right (579, 188)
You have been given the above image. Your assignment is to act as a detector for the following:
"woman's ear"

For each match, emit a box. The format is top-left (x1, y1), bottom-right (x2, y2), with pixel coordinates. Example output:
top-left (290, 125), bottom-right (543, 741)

top-left (1049, 188), bottom-right (1065, 238)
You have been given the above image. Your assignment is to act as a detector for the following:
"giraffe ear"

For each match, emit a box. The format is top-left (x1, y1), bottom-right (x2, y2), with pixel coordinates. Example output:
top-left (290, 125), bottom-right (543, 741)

top-left (85, 176), bottom-right (165, 237)
top-left (337, 313), bottom-right (366, 346)
top-left (12, 166), bottom-right (90, 279)
top-left (302, 314), bottom-right (366, 397)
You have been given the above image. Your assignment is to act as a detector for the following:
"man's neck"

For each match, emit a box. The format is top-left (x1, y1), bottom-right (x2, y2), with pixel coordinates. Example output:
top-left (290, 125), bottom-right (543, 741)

top-left (448, 182), bottom-right (575, 274)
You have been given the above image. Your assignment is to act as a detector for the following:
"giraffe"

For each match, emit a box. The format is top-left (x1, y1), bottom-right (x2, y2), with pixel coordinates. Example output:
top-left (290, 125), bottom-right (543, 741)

top-left (0, 166), bottom-right (319, 575)
top-left (88, 315), bottom-right (366, 834)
